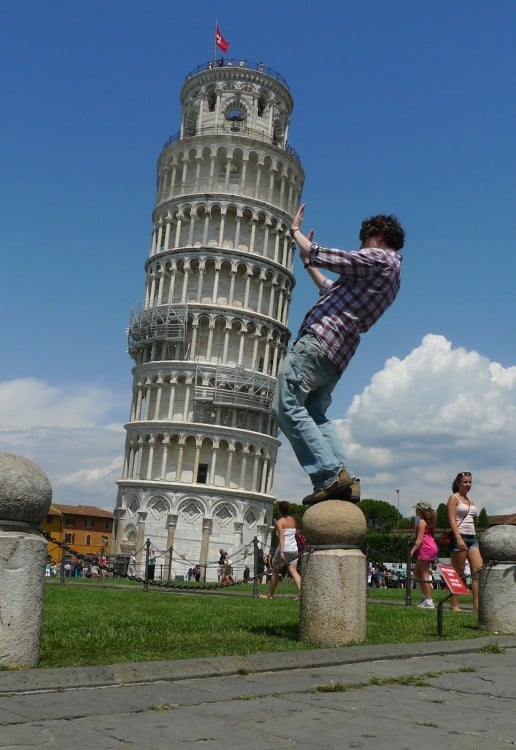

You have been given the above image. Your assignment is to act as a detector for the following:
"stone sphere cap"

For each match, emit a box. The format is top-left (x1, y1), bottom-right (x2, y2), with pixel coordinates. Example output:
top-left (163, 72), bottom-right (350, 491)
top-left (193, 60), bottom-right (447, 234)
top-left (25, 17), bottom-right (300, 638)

top-left (479, 524), bottom-right (516, 562)
top-left (0, 453), bottom-right (52, 524)
top-left (302, 500), bottom-right (367, 546)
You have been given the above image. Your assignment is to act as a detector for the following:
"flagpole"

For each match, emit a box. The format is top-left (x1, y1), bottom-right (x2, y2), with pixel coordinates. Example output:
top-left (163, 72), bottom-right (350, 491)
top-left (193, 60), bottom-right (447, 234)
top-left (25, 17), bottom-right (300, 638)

top-left (214, 18), bottom-right (217, 64)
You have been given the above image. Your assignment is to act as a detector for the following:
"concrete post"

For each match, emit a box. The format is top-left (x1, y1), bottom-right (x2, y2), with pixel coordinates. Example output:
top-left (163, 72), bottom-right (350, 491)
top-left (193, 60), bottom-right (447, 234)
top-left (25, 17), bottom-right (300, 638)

top-left (478, 525), bottom-right (516, 633)
top-left (299, 499), bottom-right (367, 646)
top-left (0, 453), bottom-right (52, 668)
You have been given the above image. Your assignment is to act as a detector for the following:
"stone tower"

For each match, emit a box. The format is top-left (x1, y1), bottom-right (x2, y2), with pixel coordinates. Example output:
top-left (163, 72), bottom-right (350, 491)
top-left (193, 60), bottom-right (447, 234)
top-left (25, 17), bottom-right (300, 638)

top-left (113, 59), bottom-right (304, 581)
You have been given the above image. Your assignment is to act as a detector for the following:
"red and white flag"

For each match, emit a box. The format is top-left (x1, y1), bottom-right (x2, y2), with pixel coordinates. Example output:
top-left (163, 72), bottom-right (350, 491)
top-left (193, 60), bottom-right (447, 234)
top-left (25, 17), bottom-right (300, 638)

top-left (215, 24), bottom-right (230, 53)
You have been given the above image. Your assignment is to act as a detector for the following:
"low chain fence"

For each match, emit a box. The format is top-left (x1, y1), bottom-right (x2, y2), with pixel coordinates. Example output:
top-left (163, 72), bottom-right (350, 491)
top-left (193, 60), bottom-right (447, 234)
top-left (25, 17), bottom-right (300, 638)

top-left (39, 530), bottom-right (305, 596)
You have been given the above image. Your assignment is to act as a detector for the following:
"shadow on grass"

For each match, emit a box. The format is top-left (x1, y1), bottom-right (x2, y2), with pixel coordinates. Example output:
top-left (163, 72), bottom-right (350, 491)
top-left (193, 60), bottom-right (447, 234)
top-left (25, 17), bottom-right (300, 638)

top-left (247, 622), bottom-right (300, 640)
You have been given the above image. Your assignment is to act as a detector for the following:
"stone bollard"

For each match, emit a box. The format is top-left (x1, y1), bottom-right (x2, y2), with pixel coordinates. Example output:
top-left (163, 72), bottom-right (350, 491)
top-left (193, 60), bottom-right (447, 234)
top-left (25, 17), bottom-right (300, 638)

top-left (478, 524), bottom-right (516, 634)
top-left (0, 453), bottom-right (52, 668)
top-left (299, 499), bottom-right (367, 646)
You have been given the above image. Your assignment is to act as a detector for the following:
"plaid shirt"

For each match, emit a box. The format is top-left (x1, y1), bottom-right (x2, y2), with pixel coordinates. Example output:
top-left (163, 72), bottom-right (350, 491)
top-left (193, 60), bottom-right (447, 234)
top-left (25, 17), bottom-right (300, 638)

top-left (297, 242), bottom-right (402, 373)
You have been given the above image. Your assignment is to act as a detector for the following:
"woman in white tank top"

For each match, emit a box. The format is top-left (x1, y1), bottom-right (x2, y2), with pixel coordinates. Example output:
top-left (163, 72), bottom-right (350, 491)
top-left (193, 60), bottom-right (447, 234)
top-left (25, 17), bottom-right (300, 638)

top-left (260, 501), bottom-right (301, 599)
top-left (447, 471), bottom-right (483, 612)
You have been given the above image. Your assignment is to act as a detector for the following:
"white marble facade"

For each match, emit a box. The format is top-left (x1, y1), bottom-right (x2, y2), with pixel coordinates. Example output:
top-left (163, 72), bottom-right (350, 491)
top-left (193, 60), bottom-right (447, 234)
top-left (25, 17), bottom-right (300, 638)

top-left (113, 61), bottom-right (304, 581)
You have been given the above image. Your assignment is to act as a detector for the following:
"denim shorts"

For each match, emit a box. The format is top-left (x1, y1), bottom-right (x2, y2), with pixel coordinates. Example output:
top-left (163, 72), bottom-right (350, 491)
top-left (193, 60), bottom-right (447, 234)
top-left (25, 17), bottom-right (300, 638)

top-left (449, 533), bottom-right (478, 552)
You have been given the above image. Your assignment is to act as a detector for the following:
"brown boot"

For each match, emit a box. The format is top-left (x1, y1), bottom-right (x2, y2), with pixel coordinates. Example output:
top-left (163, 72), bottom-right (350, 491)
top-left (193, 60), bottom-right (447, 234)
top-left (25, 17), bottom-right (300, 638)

top-left (302, 468), bottom-right (353, 506)
top-left (333, 477), bottom-right (361, 504)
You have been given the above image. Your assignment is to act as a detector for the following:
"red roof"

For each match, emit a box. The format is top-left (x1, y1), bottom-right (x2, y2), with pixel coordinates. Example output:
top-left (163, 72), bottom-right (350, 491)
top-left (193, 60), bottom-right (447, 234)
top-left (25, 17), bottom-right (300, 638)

top-left (488, 513), bottom-right (516, 526)
top-left (48, 503), bottom-right (113, 519)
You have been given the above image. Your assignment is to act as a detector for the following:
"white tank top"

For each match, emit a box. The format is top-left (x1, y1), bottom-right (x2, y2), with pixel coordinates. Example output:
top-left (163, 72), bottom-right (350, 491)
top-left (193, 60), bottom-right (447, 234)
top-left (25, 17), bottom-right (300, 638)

top-left (455, 497), bottom-right (477, 535)
top-left (283, 527), bottom-right (298, 553)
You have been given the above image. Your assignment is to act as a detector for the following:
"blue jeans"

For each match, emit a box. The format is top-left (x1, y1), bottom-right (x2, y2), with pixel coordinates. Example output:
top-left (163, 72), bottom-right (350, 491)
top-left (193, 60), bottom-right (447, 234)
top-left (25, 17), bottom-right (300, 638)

top-left (272, 333), bottom-right (349, 491)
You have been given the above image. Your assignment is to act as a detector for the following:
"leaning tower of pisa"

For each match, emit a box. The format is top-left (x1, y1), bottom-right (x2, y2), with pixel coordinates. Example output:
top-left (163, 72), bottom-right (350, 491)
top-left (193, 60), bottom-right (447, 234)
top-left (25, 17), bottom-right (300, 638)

top-left (113, 59), bottom-right (304, 581)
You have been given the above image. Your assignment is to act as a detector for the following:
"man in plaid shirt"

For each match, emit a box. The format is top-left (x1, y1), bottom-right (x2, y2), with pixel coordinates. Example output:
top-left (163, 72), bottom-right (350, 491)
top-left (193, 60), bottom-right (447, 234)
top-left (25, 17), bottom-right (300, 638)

top-left (273, 204), bottom-right (405, 506)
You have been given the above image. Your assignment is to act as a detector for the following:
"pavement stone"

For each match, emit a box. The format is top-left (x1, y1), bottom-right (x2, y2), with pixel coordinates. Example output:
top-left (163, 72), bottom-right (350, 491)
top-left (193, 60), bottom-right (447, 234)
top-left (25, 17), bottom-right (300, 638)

top-left (0, 635), bottom-right (515, 749)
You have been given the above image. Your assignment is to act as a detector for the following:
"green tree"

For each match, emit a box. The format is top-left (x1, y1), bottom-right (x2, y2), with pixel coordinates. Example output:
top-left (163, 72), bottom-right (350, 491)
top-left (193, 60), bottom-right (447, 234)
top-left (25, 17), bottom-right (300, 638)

top-left (436, 502), bottom-right (448, 529)
top-left (358, 499), bottom-right (399, 532)
top-left (362, 530), bottom-right (412, 564)
top-left (398, 515), bottom-right (413, 530)
top-left (477, 507), bottom-right (489, 530)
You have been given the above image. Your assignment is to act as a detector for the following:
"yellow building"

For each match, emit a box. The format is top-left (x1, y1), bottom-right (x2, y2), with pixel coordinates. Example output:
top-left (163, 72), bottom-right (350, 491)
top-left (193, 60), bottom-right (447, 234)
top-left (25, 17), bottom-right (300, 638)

top-left (41, 504), bottom-right (114, 564)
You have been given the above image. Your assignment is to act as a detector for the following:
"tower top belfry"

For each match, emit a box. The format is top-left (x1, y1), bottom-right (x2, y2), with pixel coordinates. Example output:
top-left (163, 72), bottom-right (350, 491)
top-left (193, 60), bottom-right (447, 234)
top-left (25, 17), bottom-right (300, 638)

top-left (179, 61), bottom-right (295, 149)
top-left (114, 59), bottom-right (304, 582)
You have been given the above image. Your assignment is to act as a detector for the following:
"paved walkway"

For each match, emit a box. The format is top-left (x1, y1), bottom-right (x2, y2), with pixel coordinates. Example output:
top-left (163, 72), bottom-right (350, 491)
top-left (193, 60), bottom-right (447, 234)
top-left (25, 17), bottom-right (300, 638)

top-left (1, 635), bottom-right (515, 749)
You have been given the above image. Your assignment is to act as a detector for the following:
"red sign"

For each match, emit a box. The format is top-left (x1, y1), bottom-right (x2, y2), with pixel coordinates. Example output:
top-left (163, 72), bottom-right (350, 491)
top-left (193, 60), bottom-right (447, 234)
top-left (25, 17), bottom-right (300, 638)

top-left (438, 564), bottom-right (469, 595)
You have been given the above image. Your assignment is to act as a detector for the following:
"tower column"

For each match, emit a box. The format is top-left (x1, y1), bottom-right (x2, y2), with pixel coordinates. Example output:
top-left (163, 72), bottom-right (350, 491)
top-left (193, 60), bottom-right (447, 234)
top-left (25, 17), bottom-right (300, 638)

top-left (181, 268), bottom-right (189, 301)
top-left (160, 438), bottom-right (170, 479)
top-left (167, 267), bottom-right (177, 303)
top-left (153, 379), bottom-right (163, 420)
top-left (212, 266), bottom-right (220, 302)
top-left (199, 519), bottom-right (213, 582)
top-left (146, 438), bottom-right (155, 479)
top-left (196, 267), bottom-right (204, 303)
top-left (156, 222), bottom-right (163, 252)
top-left (164, 514), bottom-right (178, 581)
top-left (167, 383), bottom-right (177, 420)
top-left (209, 444), bottom-right (217, 485)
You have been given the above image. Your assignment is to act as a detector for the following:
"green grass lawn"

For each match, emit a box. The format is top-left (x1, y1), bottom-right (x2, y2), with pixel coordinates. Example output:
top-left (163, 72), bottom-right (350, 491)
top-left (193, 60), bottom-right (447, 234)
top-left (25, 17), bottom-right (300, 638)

top-left (39, 580), bottom-right (482, 669)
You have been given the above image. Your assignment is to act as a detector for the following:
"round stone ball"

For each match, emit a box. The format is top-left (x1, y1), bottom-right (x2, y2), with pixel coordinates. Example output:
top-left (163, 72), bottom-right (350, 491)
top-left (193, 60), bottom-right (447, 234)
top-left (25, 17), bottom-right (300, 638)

top-left (479, 524), bottom-right (516, 562)
top-left (302, 500), bottom-right (367, 546)
top-left (0, 453), bottom-right (52, 524)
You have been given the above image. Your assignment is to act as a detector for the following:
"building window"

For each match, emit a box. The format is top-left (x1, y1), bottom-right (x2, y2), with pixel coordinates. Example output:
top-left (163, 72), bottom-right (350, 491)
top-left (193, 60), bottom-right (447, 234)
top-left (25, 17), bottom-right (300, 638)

top-left (85, 519), bottom-right (94, 529)
top-left (226, 108), bottom-right (246, 132)
top-left (257, 93), bottom-right (267, 117)
top-left (65, 533), bottom-right (75, 544)
top-left (197, 463), bottom-right (208, 484)
top-left (207, 88), bottom-right (216, 112)
top-left (65, 517), bottom-right (76, 527)
top-left (85, 534), bottom-right (91, 546)
top-left (104, 521), bottom-right (111, 530)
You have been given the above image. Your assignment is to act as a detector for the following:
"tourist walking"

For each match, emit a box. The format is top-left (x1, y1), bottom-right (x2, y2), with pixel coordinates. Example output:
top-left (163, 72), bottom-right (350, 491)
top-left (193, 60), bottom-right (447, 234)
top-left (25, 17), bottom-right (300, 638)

top-left (260, 501), bottom-right (301, 599)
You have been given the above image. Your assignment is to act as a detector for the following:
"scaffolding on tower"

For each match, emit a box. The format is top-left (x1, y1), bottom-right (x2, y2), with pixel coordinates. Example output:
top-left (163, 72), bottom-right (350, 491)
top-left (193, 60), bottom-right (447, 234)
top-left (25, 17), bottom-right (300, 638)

top-left (127, 305), bottom-right (187, 357)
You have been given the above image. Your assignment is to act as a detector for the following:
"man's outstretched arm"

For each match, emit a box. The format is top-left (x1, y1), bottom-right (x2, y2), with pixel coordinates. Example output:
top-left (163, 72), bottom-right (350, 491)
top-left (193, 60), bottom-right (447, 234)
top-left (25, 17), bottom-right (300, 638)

top-left (290, 205), bottom-right (329, 290)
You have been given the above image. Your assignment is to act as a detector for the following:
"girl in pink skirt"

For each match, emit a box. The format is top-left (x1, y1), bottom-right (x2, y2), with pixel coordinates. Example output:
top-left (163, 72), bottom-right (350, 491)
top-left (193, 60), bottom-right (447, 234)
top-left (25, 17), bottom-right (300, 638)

top-left (410, 502), bottom-right (438, 609)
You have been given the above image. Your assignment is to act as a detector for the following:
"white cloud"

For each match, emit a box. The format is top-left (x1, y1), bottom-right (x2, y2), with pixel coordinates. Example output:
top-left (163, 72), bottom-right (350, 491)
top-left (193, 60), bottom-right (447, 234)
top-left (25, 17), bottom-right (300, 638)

top-left (0, 378), bottom-right (125, 509)
top-left (336, 334), bottom-right (516, 515)
top-left (0, 425), bottom-right (124, 510)
top-left (55, 455), bottom-right (123, 489)
top-left (1, 337), bottom-right (515, 518)
top-left (0, 378), bottom-right (122, 429)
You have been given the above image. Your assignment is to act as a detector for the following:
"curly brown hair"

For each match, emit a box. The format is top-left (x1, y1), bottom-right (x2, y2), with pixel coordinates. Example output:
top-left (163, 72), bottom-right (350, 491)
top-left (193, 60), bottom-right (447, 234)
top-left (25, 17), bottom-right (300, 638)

top-left (359, 214), bottom-right (405, 251)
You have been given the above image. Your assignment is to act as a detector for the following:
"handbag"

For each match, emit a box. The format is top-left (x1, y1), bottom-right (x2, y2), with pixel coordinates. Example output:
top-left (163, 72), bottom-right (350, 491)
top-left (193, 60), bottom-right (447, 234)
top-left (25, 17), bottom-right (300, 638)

top-left (295, 529), bottom-right (308, 553)
top-left (442, 497), bottom-right (467, 544)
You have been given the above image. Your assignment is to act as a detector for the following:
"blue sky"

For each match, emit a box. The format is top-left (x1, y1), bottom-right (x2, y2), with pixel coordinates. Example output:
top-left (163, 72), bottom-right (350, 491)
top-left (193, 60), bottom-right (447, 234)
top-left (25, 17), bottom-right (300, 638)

top-left (1, 1), bottom-right (515, 516)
